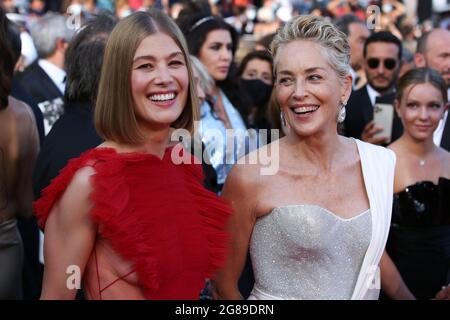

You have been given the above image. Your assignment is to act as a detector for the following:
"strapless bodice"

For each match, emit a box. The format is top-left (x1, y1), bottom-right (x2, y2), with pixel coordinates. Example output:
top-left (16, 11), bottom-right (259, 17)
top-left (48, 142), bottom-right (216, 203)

top-left (392, 177), bottom-right (450, 227)
top-left (387, 178), bottom-right (450, 299)
top-left (249, 205), bottom-right (372, 300)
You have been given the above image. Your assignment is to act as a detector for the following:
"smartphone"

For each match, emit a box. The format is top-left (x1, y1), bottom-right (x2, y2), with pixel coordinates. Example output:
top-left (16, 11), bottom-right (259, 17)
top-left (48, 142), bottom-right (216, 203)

top-left (373, 103), bottom-right (394, 143)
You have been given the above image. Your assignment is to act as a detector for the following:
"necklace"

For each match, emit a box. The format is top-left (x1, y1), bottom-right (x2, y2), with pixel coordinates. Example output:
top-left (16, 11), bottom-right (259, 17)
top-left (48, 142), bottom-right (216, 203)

top-left (419, 159), bottom-right (426, 166)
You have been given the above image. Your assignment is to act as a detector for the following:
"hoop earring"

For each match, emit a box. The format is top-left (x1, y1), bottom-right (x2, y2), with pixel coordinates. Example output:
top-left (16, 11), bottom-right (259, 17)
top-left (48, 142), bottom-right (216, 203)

top-left (337, 102), bottom-right (346, 123)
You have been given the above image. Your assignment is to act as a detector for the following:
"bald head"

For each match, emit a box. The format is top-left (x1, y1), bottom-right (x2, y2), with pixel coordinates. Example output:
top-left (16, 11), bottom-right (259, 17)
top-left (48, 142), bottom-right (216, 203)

top-left (415, 28), bottom-right (450, 87)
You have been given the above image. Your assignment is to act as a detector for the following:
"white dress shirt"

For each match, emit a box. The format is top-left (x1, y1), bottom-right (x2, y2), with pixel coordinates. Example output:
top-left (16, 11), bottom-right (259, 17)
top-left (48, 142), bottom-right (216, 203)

top-left (38, 59), bottom-right (66, 94)
top-left (366, 84), bottom-right (381, 108)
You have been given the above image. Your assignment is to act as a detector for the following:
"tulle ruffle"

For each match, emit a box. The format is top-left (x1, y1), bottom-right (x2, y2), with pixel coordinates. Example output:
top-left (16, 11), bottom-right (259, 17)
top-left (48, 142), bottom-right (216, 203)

top-left (33, 146), bottom-right (231, 299)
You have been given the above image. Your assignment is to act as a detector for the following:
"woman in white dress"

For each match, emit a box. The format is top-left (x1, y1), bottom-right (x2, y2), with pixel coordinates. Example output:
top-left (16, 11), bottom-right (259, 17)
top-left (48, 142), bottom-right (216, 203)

top-left (214, 15), bottom-right (397, 300)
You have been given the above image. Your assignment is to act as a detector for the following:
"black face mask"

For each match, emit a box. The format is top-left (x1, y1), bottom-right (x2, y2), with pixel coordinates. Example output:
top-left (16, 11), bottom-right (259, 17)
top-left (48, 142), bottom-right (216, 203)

top-left (29, 8), bottom-right (45, 16)
top-left (239, 79), bottom-right (273, 108)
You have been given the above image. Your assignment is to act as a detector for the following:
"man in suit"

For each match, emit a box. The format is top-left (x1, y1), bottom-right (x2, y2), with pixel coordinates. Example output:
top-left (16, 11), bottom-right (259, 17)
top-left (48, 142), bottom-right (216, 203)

top-left (415, 28), bottom-right (450, 151)
top-left (344, 31), bottom-right (403, 145)
top-left (16, 12), bottom-right (73, 135)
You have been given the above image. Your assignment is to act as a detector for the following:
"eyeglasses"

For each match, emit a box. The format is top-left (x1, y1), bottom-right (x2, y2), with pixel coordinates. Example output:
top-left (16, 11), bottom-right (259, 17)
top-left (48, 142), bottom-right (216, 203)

top-left (367, 58), bottom-right (397, 70)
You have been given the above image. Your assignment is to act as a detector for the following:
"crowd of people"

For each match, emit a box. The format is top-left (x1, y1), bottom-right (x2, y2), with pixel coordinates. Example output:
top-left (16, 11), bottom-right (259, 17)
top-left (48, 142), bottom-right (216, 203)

top-left (0, 0), bottom-right (449, 300)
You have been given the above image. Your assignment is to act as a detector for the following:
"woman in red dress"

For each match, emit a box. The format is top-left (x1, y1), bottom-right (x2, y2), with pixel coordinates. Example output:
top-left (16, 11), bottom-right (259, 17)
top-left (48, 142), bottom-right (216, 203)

top-left (34, 9), bottom-right (231, 300)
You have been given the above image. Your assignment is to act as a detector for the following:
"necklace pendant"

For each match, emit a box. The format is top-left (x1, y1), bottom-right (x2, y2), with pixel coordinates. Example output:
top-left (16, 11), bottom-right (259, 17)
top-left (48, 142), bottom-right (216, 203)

top-left (419, 160), bottom-right (426, 166)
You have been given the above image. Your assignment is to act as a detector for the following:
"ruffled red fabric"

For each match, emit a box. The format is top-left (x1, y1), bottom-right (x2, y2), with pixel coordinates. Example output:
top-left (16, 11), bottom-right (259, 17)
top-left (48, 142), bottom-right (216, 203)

top-left (33, 146), bottom-right (232, 300)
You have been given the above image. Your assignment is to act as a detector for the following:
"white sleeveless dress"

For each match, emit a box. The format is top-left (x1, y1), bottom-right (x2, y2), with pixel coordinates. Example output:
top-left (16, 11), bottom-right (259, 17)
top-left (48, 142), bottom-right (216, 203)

top-left (247, 139), bottom-right (396, 300)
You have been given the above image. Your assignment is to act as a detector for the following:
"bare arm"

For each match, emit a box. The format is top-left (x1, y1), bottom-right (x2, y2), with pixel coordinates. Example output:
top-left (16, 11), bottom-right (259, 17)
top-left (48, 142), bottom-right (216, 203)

top-left (213, 165), bottom-right (258, 300)
top-left (40, 167), bottom-right (97, 300)
top-left (380, 251), bottom-right (415, 300)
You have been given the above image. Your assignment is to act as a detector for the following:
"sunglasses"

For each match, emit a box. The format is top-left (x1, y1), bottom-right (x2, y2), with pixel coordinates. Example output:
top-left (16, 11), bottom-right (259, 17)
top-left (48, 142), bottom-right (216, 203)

top-left (367, 58), bottom-right (397, 70)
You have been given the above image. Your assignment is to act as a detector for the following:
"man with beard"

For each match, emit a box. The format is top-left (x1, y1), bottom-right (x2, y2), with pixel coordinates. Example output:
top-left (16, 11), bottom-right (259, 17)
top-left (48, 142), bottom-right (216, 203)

top-left (415, 28), bottom-right (450, 151)
top-left (344, 31), bottom-right (403, 145)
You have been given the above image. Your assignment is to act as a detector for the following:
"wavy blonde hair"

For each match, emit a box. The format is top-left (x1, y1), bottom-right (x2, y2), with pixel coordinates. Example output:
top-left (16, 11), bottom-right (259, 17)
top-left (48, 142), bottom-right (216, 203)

top-left (271, 15), bottom-right (350, 81)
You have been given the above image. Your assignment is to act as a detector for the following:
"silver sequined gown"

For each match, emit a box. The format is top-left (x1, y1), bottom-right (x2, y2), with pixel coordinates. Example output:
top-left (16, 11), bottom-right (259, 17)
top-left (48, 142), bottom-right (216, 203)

top-left (248, 205), bottom-right (372, 300)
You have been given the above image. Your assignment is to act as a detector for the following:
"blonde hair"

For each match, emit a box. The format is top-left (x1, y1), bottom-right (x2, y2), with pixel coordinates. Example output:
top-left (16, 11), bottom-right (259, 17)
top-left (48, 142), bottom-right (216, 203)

top-left (95, 9), bottom-right (198, 144)
top-left (189, 55), bottom-right (214, 96)
top-left (271, 15), bottom-right (350, 80)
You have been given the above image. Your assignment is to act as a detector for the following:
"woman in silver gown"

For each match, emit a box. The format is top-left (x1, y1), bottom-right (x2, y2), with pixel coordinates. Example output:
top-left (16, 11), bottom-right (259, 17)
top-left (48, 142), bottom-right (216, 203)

top-left (214, 15), bottom-right (397, 300)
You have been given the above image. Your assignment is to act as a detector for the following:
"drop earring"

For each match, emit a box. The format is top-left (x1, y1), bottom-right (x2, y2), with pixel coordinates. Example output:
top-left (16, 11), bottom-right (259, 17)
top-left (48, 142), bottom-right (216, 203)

top-left (337, 102), bottom-right (346, 123)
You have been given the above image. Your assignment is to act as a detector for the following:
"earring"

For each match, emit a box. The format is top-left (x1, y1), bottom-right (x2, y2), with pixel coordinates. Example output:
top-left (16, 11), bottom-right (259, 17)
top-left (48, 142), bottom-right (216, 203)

top-left (280, 112), bottom-right (287, 127)
top-left (337, 102), bottom-right (346, 123)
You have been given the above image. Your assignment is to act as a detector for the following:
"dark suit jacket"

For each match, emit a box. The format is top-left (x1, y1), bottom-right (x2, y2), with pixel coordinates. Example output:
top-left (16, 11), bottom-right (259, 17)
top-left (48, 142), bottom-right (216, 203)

top-left (16, 61), bottom-right (65, 132)
top-left (440, 114), bottom-right (450, 152)
top-left (32, 102), bottom-right (102, 198)
top-left (16, 61), bottom-right (63, 105)
top-left (11, 79), bottom-right (45, 144)
top-left (344, 85), bottom-right (403, 143)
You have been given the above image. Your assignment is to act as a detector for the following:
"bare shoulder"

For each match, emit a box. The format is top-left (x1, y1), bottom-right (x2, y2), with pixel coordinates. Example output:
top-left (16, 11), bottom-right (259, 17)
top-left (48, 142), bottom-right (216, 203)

top-left (63, 166), bottom-right (97, 205)
top-left (223, 161), bottom-right (262, 196)
top-left (387, 138), bottom-right (402, 154)
top-left (341, 136), bottom-right (360, 154)
top-left (8, 96), bottom-right (34, 123)
top-left (51, 166), bottom-right (97, 226)
top-left (230, 139), bottom-right (281, 186)
top-left (338, 137), bottom-right (364, 166)
top-left (438, 148), bottom-right (450, 178)
top-left (68, 166), bottom-right (96, 190)
top-left (234, 139), bottom-right (279, 171)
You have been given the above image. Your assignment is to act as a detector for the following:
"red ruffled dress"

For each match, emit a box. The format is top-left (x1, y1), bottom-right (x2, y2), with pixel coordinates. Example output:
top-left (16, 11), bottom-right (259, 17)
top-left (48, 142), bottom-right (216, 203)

top-left (33, 146), bottom-right (232, 300)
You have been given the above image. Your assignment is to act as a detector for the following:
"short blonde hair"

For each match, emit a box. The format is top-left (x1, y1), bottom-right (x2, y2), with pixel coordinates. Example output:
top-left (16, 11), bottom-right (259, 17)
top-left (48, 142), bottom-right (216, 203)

top-left (95, 9), bottom-right (198, 144)
top-left (271, 15), bottom-right (350, 81)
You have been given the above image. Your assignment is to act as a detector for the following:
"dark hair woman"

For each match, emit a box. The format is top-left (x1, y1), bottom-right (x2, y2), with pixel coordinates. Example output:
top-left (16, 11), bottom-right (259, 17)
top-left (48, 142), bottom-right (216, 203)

top-left (177, 12), bottom-right (253, 191)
